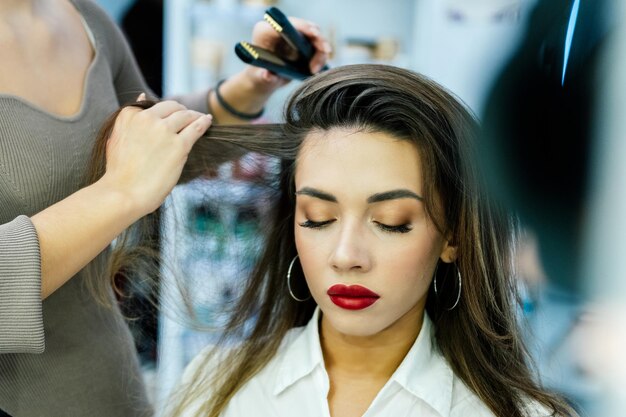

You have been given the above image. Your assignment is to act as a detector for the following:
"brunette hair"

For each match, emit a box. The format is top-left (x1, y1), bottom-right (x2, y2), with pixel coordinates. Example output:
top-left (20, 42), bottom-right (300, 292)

top-left (87, 64), bottom-right (575, 417)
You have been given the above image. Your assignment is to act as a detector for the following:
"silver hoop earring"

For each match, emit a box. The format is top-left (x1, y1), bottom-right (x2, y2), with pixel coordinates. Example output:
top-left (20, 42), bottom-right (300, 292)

top-left (433, 263), bottom-right (440, 296)
top-left (433, 262), bottom-right (462, 311)
top-left (287, 255), bottom-right (311, 302)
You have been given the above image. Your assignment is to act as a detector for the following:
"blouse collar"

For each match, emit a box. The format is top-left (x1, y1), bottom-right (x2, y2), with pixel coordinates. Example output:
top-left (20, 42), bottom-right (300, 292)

top-left (272, 307), bottom-right (454, 417)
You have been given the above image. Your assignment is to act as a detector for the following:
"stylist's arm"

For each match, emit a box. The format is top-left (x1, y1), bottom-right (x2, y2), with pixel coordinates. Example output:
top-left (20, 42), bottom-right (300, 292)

top-left (31, 99), bottom-right (212, 299)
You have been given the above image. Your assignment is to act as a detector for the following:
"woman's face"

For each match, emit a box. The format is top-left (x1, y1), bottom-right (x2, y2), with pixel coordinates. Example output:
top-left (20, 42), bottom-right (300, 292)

top-left (294, 128), bottom-right (456, 337)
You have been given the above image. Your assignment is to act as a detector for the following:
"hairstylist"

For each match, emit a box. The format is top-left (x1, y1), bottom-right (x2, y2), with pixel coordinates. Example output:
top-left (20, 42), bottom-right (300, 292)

top-left (0, 0), bottom-right (329, 415)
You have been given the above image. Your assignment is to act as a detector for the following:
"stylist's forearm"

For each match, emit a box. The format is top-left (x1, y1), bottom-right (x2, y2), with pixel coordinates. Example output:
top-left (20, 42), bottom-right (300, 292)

top-left (32, 180), bottom-right (142, 299)
top-left (209, 69), bottom-right (274, 125)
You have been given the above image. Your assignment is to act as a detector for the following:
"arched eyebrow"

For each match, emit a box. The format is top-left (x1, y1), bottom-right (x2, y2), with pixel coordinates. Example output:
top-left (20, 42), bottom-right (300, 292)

top-left (367, 189), bottom-right (423, 203)
top-left (295, 187), bottom-right (337, 202)
top-left (295, 187), bottom-right (423, 203)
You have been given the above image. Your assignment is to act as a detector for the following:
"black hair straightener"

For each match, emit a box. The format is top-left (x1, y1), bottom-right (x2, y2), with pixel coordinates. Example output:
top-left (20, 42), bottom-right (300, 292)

top-left (235, 7), bottom-right (329, 80)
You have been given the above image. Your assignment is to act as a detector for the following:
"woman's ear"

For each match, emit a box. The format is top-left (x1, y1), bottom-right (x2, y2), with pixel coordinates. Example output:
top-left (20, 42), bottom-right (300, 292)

top-left (439, 239), bottom-right (458, 263)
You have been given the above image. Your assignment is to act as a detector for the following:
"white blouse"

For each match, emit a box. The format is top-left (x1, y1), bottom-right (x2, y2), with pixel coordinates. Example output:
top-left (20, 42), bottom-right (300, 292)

top-left (181, 308), bottom-right (545, 417)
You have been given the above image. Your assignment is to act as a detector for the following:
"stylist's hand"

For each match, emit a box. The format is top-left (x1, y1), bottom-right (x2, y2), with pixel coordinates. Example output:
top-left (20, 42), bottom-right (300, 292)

top-left (245, 16), bottom-right (332, 91)
top-left (101, 99), bottom-right (212, 215)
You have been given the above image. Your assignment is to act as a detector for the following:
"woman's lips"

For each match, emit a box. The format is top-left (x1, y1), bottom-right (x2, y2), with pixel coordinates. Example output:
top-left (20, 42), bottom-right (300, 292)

top-left (327, 284), bottom-right (380, 310)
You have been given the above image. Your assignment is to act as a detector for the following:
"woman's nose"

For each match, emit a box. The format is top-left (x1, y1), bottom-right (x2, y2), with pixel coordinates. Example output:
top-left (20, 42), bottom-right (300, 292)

top-left (328, 222), bottom-right (372, 273)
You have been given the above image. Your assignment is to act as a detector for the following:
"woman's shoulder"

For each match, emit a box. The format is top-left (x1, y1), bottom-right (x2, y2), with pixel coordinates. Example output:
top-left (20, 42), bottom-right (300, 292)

top-left (182, 326), bottom-right (307, 383)
top-left (179, 344), bottom-right (219, 387)
top-left (279, 326), bottom-right (308, 349)
top-left (242, 325), bottom-right (309, 383)
top-left (450, 377), bottom-right (559, 417)
top-left (449, 376), bottom-right (498, 417)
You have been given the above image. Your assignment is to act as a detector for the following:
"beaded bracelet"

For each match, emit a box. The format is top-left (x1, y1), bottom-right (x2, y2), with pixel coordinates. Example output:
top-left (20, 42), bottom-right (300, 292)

top-left (214, 79), bottom-right (264, 120)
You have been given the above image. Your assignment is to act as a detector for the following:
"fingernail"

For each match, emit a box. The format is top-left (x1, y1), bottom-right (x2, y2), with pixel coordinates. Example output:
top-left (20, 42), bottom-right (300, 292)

top-left (311, 63), bottom-right (322, 74)
top-left (309, 25), bottom-right (321, 37)
top-left (323, 41), bottom-right (332, 53)
top-left (136, 92), bottom-right (146, 102)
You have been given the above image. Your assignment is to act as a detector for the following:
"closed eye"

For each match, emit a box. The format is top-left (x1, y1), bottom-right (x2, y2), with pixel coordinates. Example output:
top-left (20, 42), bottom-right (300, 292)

top-left (374, 222), bottom-right (413, 234)
top-left (298, 219), bottom-right (335, 229)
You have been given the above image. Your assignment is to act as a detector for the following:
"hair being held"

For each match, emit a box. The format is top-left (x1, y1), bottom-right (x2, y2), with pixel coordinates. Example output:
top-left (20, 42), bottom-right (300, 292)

top-left (86, 65), bottom-right (576, 417)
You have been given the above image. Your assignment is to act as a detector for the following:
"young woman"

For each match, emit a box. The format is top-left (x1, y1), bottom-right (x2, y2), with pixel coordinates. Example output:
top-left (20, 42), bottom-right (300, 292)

top-left (92, 64), bottom-right (575, 417)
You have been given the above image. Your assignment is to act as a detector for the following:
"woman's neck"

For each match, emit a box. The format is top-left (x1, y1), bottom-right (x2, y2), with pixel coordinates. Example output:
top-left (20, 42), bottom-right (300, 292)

top-left (319, 304), bottom-right (425, 379)
top-left (0, 0), bottom-right (43, 14)
top-left (0, 0), bottom-right (54, 28)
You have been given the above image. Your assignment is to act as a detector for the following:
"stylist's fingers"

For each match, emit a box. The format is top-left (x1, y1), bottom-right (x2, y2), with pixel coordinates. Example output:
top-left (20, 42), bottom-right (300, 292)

top-left (251, 16), bottom-right (331, 75)
top-left (163, 109), bottom-right (207, 133)
top-left (289, 18), bottom-right (331, 73)
top-left (178, 113), bottom-right (213, 149)
top-left (144, 100), bottom-right (187, 118)
top-left (102, 102), bottom-right (211, 215)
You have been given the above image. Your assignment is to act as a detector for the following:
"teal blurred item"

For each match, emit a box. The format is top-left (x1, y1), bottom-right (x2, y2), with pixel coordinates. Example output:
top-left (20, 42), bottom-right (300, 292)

top-left (156, 172), bottom-right (273, 410)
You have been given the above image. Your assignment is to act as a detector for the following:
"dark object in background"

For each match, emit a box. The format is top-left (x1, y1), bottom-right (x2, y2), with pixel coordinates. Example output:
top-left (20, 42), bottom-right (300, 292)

top-left (119, 0), bottom-right (165, 365)
top-left (481, 2), bottom-right (616, 413)
top-left (121, 0), bottom-right (164, 96)
top-left (481, 0), bottom-right (614, 294)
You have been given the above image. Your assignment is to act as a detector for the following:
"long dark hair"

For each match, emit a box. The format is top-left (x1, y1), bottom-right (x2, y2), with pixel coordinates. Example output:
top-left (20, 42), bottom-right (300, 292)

top-left (87, 64), bottom-right (575, 417)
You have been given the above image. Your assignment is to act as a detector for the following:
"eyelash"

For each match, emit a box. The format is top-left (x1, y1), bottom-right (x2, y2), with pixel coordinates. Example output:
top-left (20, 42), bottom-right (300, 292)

top-left (298, 219), bottom-right (334, 229)
top-left (375, 222), bottom-right (413, 234)
top-left (298, 219), bottom-right (412, 234)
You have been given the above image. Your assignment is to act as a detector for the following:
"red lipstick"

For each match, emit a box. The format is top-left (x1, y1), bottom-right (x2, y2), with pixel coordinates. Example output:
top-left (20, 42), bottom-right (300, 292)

top-left (327, 284), bottom-right (380, 310)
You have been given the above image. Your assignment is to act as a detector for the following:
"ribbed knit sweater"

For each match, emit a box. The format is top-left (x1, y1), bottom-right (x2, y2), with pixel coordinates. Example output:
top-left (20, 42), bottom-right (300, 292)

top-left (0, 1), bottom-right (208, 415)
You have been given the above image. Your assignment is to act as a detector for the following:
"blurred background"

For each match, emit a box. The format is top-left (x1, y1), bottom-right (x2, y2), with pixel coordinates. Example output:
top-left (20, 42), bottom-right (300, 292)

top-left (94, 1), bottom-right (625, 416)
